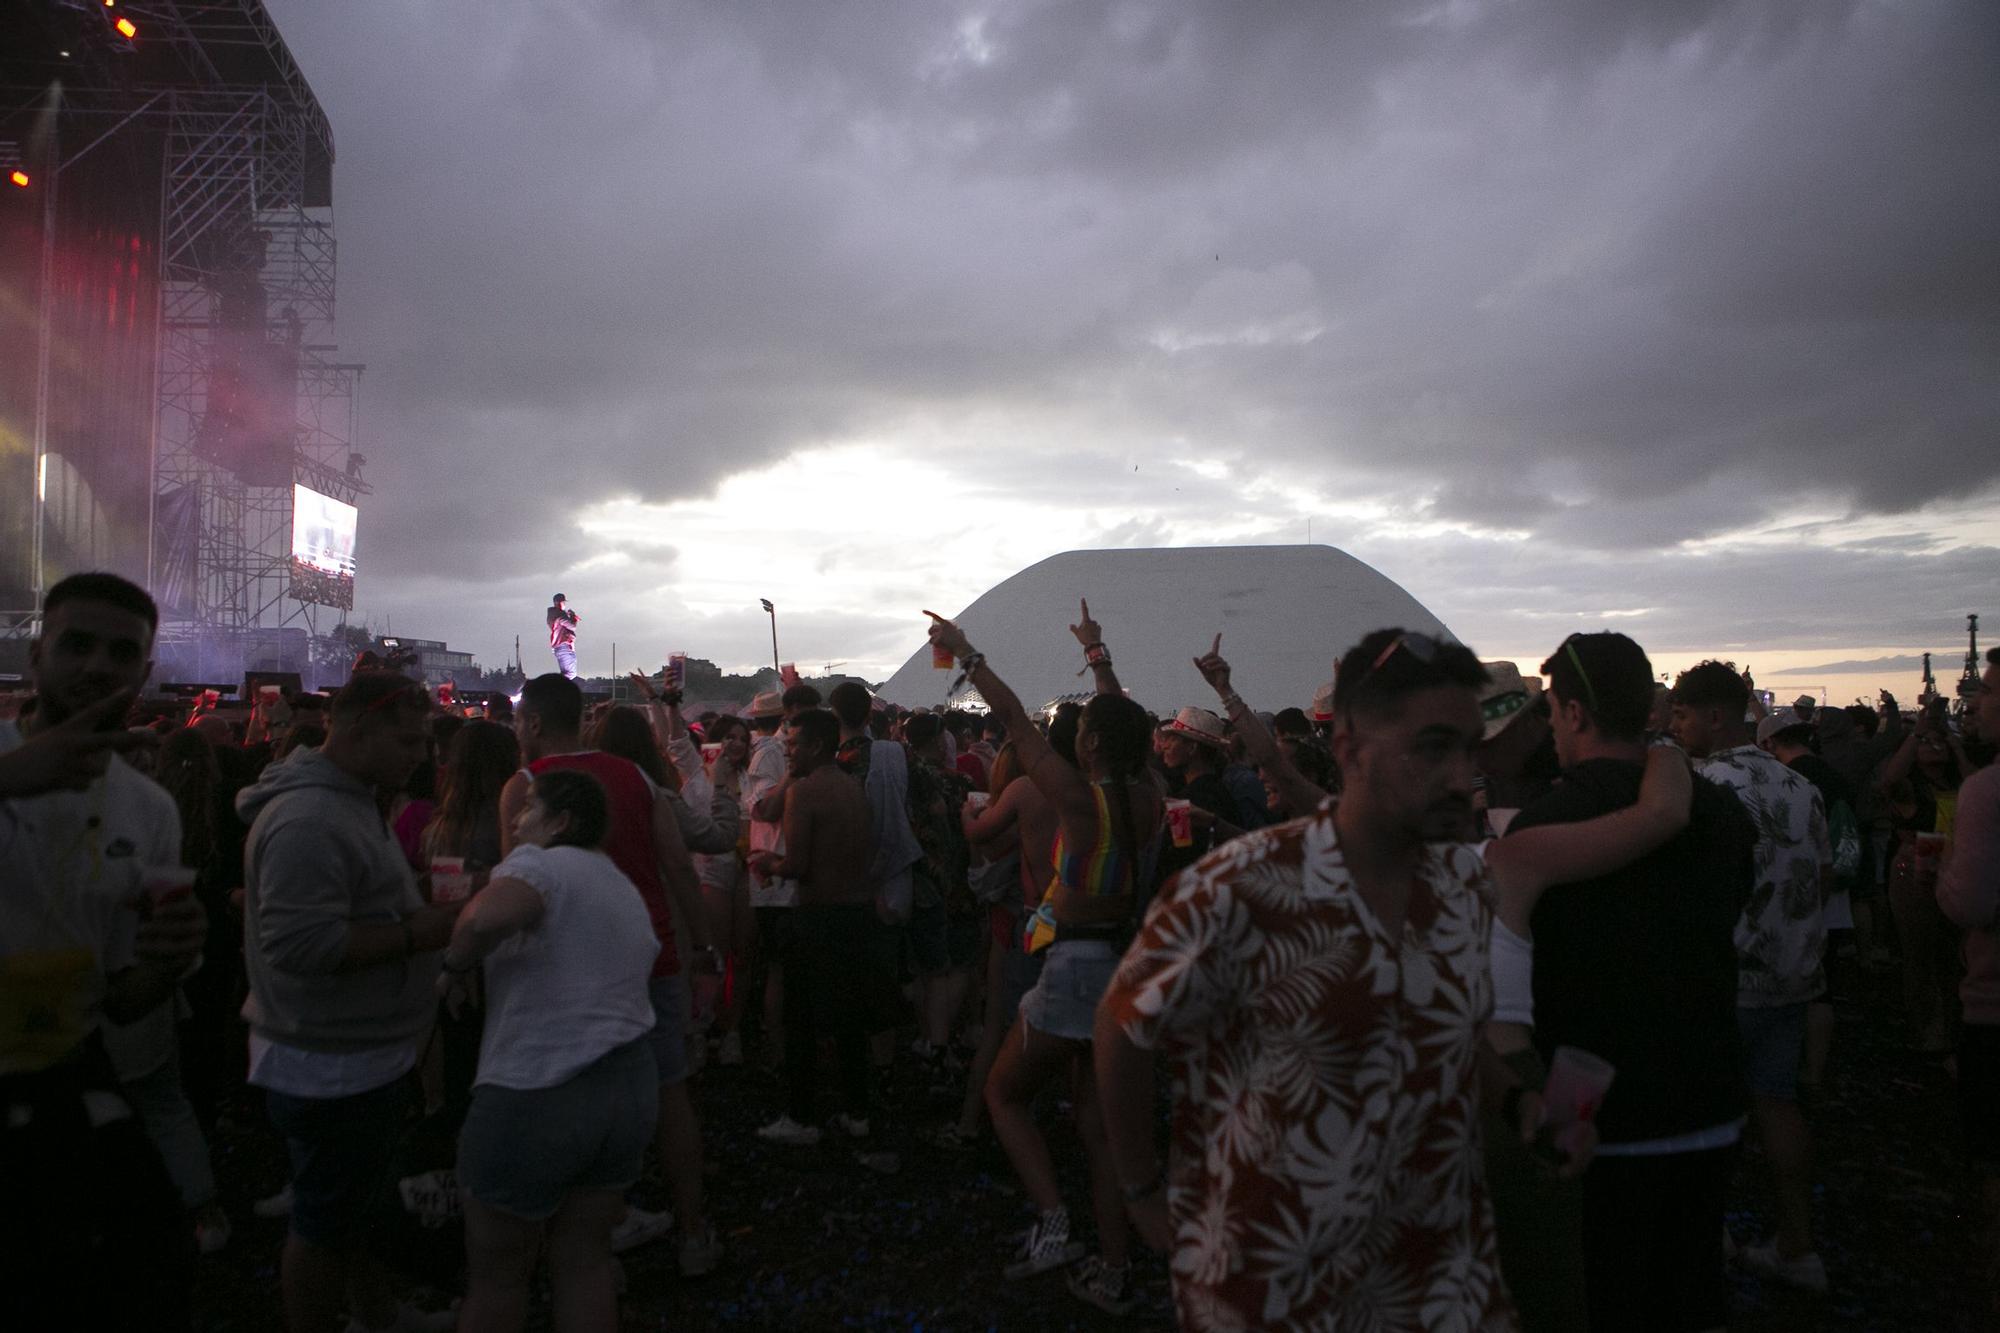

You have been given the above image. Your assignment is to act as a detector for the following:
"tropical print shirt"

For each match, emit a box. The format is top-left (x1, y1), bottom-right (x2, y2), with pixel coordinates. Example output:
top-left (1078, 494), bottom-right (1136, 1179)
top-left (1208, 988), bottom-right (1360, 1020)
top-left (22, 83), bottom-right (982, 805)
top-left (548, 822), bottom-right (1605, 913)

top-left (1696, 745), bottom-right (1830, 1008)
top-left (1102, 807), bottom-right (1514, 1333)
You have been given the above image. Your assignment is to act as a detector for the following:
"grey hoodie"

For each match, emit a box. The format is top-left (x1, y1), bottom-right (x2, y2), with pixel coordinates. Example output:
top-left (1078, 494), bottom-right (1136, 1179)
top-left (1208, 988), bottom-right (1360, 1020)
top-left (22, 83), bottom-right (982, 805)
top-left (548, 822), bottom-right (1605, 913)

top-left (237, 748), bottom-right (439, 1052)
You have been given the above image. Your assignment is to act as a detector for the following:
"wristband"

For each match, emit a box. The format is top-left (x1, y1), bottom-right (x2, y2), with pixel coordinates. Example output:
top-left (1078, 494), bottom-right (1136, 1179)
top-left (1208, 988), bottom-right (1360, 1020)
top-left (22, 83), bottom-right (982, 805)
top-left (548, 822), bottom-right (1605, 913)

top-left (957, 652), bottom-right (987, 676)
top-left (1218, 691), bottom-right (1245, 713)
top-left (1084, 642), bottom-right (1111, 667)
top-left (1120, 1165), bottom-right (1165, 1203)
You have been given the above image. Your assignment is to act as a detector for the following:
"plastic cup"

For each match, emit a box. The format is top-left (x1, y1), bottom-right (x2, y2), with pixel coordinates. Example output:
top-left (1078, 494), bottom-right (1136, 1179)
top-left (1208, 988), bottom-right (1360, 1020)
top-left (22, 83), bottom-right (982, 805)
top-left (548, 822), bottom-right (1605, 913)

top-left (932, 642), bottom-right (955, 670)
top-left (430, 857), bottom-right (474, 904)
top-left (1540, 1045), bottom-right (1616, 1127)
top-left (1165, 798), bottom-right (1194, 849)
top-left (965, 791), bottom-right (991, 817)
top-left (700, 743), bottom-right (722, 774)
top-left (141, 865), bottom-right (197, 909)
top-left (666, 653), bottom-right (688, 690)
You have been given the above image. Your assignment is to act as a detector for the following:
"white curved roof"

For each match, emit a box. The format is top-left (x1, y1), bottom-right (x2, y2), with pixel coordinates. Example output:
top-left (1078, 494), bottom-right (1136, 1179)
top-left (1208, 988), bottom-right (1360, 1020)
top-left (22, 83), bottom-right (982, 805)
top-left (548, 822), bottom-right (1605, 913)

top-left (878, 544), bottom-right (1458, 715)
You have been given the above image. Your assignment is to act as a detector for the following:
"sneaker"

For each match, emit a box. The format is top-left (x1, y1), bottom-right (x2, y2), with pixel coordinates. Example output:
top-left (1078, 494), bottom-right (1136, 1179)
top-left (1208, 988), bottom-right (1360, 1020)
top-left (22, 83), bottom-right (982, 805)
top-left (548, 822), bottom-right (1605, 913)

top-left (1739, 1241), bottom-right (1829, 1294)
top-left (830, 1112), bottom-right (871, 1140)
top-left (919, 1122), bottom-right (981, 1152)
top-left (195, 1210), bottom-right (232, 1255)
top-left (1003, 1207), bottom-right (1085, 1280)
top-left (252, 1184), bottom-right (293, 1220)
top-left (717, 1031), bottom-right (744, 1067)
top-left (678, 1222), bottom-right (723, 1278)
top-left (610, 1204), bottom-right (674, 1254)
top-left (1066, 1255), bottom-right (1137, 1315)
top-left (756, 1114), bottom-right (823, 1147)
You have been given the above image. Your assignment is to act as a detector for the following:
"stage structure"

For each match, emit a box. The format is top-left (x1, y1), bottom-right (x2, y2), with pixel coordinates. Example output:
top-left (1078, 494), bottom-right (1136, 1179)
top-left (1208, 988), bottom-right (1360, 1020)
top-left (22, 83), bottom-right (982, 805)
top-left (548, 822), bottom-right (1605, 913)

top-left (1, 0), bottom-right (368, 685)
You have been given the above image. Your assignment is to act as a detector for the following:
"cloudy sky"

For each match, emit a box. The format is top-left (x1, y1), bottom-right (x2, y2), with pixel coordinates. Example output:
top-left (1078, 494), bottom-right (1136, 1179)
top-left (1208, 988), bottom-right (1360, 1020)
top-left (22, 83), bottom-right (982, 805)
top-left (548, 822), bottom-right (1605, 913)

top-left (266, 0), bottom-right (1997, 703)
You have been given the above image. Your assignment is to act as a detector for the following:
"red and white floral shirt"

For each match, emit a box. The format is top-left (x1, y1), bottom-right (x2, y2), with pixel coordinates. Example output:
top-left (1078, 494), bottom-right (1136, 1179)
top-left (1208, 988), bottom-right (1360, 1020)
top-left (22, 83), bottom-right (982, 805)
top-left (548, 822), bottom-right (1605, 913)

top-left (1104, 808), bottom-right (1514, 1332)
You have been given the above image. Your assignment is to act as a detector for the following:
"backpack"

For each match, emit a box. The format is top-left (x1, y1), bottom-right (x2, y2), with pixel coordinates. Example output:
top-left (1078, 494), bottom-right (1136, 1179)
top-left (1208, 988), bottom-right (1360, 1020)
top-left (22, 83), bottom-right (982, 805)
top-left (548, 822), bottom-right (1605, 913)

top-left (1828, 797), bottom-right (1863, 887)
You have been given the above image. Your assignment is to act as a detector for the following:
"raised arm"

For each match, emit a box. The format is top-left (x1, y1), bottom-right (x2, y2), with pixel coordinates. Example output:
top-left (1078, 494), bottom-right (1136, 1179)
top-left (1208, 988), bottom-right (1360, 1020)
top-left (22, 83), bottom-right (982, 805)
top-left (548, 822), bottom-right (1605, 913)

top-left (1484, 745), bottom-right (1693, 925)
top-left (1193, 633), bottom-right (1326, 816)
top-left (1069, 599), bottom-right (1124, 697)
top-left (926, 611), bottom-right (1091, 816)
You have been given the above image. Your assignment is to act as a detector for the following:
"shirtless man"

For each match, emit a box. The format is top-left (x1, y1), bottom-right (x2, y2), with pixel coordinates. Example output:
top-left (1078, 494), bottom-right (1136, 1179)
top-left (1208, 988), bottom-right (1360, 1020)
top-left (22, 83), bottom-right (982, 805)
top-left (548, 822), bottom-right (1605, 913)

top-left (748, 708), bottom-right (874, 1145)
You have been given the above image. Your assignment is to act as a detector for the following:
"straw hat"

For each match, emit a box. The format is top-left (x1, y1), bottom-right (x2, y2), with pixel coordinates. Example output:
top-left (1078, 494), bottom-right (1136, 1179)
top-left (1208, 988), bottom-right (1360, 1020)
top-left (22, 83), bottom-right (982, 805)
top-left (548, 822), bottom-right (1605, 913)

top-left (1164, 706), bottom-right (1229, 750)
top-left (746, 690), bottom-right (785, 720)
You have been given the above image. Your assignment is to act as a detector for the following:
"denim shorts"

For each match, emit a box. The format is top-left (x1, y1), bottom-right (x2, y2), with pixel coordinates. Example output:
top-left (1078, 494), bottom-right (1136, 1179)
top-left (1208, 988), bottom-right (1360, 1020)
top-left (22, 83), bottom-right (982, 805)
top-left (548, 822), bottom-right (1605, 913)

top-left (264, 1074), bottom-right (413, 1248)
top-left (1018, 939), bottom-right (1120, 1042)
top-left (647, 976), bottom-right (689, 1086)
top-left (1737, 1002), bottom-right (1808, 1100)
top-left (457, 1037), bottom-right (658, 1221)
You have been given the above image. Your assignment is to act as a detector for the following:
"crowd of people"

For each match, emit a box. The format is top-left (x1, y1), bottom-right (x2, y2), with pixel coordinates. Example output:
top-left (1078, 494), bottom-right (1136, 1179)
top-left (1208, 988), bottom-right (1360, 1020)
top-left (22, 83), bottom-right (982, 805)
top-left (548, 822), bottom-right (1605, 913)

top-left (3, 567), bottom-right (1997, 1331)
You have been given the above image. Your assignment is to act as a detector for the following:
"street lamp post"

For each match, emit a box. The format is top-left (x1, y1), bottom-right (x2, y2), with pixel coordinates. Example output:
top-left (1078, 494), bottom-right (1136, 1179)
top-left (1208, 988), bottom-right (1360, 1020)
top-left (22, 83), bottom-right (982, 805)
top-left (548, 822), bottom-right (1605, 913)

top-left (760, 598), bottom-right (780, 678)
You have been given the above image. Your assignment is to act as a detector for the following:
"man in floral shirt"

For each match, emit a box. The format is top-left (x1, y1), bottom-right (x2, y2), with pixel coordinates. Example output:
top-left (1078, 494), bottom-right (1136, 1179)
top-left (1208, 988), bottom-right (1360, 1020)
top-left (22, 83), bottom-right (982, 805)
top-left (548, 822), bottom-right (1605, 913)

top-left (1671, 661), bottom-right (1832, 1294)
top-left (1096, 628), bottom-right (1542, 1332)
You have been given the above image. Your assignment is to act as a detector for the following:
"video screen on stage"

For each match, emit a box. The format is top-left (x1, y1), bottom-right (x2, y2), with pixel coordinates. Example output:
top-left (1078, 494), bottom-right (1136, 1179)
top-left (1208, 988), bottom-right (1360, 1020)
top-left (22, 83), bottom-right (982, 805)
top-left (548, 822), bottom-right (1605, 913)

top-left (289, 485), bottom-right (357, 609)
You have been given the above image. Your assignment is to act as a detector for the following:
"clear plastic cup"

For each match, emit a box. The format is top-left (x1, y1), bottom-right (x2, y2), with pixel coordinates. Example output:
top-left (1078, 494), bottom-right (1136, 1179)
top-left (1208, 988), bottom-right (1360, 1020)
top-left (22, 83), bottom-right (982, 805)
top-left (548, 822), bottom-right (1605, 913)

top-left (1165, 798), bottom-right (1194, 849)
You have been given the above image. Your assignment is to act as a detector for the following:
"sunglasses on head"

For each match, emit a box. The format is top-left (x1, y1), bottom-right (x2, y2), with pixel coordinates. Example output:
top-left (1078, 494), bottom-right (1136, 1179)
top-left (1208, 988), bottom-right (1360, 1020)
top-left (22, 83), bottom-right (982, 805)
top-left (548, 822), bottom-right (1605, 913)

top-left (1343, 632), bottom-right (1446, 699)
top-left (1554, 633), bottom-right (1603, 715)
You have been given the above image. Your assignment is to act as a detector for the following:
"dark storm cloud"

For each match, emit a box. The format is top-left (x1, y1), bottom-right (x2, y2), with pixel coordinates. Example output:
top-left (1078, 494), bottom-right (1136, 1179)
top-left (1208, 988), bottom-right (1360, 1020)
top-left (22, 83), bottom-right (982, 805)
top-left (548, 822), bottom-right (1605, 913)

top-left (263, 0), bottom-right (1997, 666)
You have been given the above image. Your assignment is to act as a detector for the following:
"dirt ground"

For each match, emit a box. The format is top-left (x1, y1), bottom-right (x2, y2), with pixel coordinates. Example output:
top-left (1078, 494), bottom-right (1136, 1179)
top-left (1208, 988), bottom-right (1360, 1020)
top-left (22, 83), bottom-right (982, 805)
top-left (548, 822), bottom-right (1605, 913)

top-left (188, 957), bottom-right (1987, 1331)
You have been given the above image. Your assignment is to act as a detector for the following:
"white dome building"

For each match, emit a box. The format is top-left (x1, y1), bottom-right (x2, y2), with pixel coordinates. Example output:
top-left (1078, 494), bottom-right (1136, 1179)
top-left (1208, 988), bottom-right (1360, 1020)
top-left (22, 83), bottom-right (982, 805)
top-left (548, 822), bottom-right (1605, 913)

top-left (877, 544), bottom-right (1458, 715)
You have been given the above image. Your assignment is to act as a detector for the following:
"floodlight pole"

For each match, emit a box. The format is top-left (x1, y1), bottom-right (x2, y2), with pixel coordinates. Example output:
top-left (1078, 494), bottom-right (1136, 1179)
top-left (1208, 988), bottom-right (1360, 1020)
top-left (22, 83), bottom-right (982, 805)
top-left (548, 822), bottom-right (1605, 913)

top-left (761, 599), bottom-right (780, 677)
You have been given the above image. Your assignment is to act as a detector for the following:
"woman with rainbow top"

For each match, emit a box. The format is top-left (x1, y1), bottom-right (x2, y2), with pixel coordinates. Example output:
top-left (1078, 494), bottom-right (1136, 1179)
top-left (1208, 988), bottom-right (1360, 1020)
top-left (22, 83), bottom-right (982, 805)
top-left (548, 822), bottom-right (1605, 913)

top-left (925, 600), bottom-right (1165, 1317)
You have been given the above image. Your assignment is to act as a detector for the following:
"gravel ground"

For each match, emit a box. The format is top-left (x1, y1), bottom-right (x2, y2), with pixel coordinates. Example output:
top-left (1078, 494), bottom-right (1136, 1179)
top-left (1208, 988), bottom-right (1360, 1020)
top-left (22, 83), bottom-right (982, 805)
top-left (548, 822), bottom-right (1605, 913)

top-left (189, 957), bottom-right (1987, 1331)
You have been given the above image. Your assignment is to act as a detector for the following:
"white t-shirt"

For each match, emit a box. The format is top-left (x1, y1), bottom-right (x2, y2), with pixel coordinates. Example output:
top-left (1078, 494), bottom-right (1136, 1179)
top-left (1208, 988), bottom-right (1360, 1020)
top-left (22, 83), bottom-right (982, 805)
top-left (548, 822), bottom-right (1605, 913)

top-left (475, 843), bottom-right (659, 1091)
top-left (0, 719), bottom-right (181, 1076)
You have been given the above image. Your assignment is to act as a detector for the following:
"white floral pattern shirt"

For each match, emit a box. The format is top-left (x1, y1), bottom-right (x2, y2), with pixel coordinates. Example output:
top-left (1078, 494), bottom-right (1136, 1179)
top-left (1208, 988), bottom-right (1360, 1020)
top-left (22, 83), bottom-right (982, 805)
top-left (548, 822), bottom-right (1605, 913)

top-left (1695, 745), bottom-right (1830, 1007)
top-left (1104, 808), bottom-right (1514, 1332)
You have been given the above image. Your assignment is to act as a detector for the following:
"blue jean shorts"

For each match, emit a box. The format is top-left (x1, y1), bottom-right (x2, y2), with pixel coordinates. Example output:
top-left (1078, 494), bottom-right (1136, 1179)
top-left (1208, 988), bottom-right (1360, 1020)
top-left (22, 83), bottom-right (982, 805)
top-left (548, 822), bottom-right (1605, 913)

top-left (1738, 1002), bottom-right (1808, 1100)
top-left (647, 975), bottom-right (690, 1086)
top-left (457, 1037), bottom-right (658, 1221)
top-left (264, 1074), bottom-right (412, 1248)
top-left (1018, 940), bottom-right (1120, 1042)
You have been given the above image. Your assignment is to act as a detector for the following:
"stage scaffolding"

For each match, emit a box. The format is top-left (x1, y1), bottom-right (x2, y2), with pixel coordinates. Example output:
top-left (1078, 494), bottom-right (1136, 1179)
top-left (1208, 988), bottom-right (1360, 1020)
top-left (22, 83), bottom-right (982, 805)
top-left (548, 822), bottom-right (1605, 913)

top-left (3, 2), bottom-right (365, 681)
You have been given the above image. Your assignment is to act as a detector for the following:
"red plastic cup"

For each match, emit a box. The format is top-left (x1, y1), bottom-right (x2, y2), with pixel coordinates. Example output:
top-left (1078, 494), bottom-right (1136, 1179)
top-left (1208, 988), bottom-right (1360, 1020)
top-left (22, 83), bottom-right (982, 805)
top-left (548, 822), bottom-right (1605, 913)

top-left (430, 857), bottom-right (474, 904)
top-left (700, 742), bottom-right (722, 774)
top-left (1165, 798), bottom-right (1194, 849)
top-left (1541, 1045), bottom-right (1616, 1127)
top-left (141, 865), bottom-right (197, 909)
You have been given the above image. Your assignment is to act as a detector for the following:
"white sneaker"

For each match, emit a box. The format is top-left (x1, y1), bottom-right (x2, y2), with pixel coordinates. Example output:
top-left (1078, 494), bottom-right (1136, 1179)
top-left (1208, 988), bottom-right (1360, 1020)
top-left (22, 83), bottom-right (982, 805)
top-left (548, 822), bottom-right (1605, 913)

top-left (610, 1204), bottom-right (674, 1254)
top-left (251, 1184), bottom-right (293, 1219)
top-left (756, 1114), bottom-right (823, 1147)
top-left (717, 1030), bottom-right (744, 1066)
top-left (1740, 1241), bottom-right (1828, 1294)
top-left (830, 1112), bottom-right (871, 1140)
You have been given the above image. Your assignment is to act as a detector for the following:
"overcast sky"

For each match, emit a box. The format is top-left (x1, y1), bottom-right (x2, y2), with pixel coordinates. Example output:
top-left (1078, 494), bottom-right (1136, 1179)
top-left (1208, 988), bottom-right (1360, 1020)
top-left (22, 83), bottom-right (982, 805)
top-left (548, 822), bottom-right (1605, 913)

top-left (265, 0), bottom-right (1997, 702)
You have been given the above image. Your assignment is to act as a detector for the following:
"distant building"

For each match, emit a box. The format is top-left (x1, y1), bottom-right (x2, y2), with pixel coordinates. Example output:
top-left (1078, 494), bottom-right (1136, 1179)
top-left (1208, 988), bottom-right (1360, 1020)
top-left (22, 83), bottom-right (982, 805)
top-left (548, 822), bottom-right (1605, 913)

top-left (382, 636), bottom-right (475, 686)
top-left (876, 544), bottom-right (1458, 716)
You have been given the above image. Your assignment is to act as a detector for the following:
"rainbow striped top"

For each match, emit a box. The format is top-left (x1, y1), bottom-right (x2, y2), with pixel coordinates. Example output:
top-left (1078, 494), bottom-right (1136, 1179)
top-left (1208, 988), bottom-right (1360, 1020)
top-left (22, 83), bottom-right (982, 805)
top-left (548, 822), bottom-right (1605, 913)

top-left (1023, 781), bottom-right (1152, 954)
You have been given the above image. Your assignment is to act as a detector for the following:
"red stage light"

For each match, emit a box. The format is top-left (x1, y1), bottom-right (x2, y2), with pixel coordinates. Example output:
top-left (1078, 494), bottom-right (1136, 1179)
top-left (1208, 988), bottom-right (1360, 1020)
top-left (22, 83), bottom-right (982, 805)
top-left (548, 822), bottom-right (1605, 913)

top-left (8, 171), bottom-right (27, 189)
top-left (115, 16), bottom-right (137, 37)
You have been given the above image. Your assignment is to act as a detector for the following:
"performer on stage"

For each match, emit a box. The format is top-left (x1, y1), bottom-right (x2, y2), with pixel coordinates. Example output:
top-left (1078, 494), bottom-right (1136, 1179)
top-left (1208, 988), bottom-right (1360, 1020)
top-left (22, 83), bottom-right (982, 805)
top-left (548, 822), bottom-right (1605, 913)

top-left (548, 593), bottom-right (581, 679)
